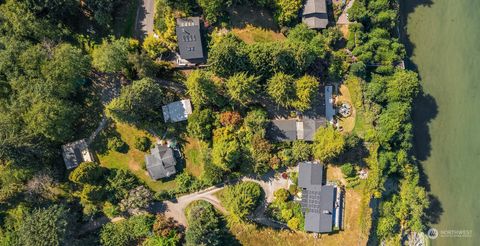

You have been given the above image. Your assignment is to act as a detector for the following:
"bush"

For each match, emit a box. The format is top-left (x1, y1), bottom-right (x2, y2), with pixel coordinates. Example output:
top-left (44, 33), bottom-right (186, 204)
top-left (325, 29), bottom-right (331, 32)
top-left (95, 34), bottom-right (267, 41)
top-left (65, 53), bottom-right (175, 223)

top-left (100, 215), bottom-right (154, 246)
top-left (274, 188), bottom-right (289, 203)
top-left (185, 201), bottom-right (223, 246)
top-left (69, 162), bottom-right (106, 185)
top-left (108, 136), bottom-right (129, 153)
top-left (134, 136), bottom-right (151, 152)
top-left (103, 202), bottom-right (120, 219)
top-left (341, 163), bottom-right (356, 178)
top-left (288, 184), bottom-right (297, 196)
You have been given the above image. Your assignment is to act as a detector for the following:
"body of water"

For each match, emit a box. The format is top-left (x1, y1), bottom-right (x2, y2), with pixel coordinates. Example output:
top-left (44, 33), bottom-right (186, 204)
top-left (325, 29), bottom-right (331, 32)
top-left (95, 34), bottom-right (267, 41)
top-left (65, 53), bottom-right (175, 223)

top-left (402, 0), bottom-right (480, 245)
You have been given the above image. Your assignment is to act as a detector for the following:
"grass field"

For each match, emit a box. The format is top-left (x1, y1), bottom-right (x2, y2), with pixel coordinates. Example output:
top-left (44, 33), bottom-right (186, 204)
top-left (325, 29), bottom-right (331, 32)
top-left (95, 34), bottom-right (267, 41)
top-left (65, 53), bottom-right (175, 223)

top-left (95, 122), bottom-right (177, 192)
top-left (183, 138), bottom-right (207, 178)
top-left (232, 25), bottom-right (285, 44)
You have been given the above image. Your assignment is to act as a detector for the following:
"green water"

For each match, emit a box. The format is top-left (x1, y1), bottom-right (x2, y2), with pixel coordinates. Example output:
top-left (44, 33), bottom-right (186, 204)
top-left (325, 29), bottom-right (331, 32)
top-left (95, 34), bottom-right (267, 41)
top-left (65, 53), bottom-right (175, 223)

top-left (403, 0), bottom-right (480, 245)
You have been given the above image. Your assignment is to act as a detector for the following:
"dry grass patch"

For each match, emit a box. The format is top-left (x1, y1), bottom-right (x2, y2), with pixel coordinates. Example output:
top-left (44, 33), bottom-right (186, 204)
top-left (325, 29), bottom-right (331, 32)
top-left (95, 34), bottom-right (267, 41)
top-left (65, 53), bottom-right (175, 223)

top-left (336, 84), bottom-right (356, 133)
top-left (184, 137), bottom-right (207, 178)
top-left (232, 25), bottom-right (285, 44)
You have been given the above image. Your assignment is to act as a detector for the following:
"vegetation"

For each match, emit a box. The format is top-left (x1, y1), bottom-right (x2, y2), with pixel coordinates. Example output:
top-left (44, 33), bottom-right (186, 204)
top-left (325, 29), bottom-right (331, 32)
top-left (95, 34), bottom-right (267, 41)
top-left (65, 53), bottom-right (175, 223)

top-left (219, 181), bottom-right (263, 222)
top-left (100, 215), bottom-right (154, 246)
top-left (185, 201), bottom-right (225, 246)
top-left (313, 126), bottom-right (346, 162)
top-left (267, 188), bottom-right (304, 230)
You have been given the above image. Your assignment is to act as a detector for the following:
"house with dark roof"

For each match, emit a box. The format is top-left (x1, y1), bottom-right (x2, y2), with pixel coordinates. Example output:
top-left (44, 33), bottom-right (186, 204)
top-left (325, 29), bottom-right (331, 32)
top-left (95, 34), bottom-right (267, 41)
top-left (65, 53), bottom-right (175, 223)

top-left (270, 118), bottom-right (326, 142)
top-left (298, 162), bottom-right (339, 233)
top-left (175, 17), bottom-right (205, 65)
top-left (162, 99), bottom-right (193, 123)
top-left (302, 0), bottom-right (329, 29)
top-left (145, 144), bottom-right (177, 180)
top-left (62, 139), bottom-right (94, 170)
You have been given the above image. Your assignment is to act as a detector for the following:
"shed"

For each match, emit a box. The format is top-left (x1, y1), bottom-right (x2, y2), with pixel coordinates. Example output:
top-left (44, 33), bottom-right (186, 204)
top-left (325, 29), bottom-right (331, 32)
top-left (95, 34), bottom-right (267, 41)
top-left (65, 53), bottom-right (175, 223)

top-left (162, 99), bottom-right (193, 123)
top-left (176, 17), bottom-right (205, 64)
top-left (62, 139), bottom-right (93, 170)
top-left (145, 144), bottom-right (177, 180)
top-left (325, 86), bottom-right (335, 123)
top-left (302, 0), bottom-right (329, 29)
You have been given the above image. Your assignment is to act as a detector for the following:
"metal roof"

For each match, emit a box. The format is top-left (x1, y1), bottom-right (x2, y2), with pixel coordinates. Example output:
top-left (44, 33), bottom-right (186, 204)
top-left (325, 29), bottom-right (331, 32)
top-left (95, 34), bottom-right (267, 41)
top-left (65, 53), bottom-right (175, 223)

top-left (302, 0), bottom-right (328, 29)
top-left (303, 0), bottom-right (327, 15)
top-left (325, 86), bottom-right (335, 123)
top-left (270, 119), bottom-right (326, 142)
top-left (298, 162), bottom-right (336, 233)
top-left (145, 144), bottom-right (177, 180)
top-left (62, 139), bottom-right (93, 170)
top-left (175, 17), bottom-right (205, 62)
top-left (162, 99), bottom-right (193, 123)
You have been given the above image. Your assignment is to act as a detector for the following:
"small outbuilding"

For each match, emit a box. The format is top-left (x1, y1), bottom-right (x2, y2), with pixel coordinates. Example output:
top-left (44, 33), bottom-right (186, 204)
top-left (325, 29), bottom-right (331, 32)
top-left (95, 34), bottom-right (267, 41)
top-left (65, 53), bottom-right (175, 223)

top-left (175, 17), bottom-right (205, 65)
top-left (325, 85), bottom-right (335, 123)
top-left (302, 0), bottom-right (329, 29)
top-left (162, 99), bottom-right (193, 123)
top-left (145, 144), bottom-right (177, 180)
top-left (62, 139), bottom-right (94, 170)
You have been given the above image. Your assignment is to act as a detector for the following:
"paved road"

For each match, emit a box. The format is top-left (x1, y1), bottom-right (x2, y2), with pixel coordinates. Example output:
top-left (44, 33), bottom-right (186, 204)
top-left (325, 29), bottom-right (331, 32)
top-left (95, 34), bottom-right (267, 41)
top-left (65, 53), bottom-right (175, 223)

top-left (134, 0), bottom-right (155, 40)
top-left (337, 0), bottom-right (355, 25)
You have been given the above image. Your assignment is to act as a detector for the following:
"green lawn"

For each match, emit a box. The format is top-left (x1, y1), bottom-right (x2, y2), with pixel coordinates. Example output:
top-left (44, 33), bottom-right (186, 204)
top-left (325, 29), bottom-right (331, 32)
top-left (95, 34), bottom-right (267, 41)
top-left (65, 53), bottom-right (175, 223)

top-left (184, 138), bottom-right (208, 178)
top-left (95, 122), bottom-right (177, 192)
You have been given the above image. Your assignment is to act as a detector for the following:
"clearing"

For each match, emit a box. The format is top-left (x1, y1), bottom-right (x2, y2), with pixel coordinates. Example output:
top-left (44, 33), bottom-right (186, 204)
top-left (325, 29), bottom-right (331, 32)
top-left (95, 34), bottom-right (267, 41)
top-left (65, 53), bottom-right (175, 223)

top-left (94, 122), bottom-right (177, 192)
top-left (336, 84), bottom-right (356, 133)
top-left (183, 138), bottom-right (206, 178)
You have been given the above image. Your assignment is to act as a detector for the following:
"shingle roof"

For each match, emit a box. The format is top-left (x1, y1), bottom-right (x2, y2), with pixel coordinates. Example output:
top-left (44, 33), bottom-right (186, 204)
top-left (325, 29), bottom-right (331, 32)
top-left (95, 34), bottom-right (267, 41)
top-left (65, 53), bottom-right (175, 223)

top-left (145, 145), bottom-right (177, 180)
top-left (176, 17), bottom-right (205, 62)
top-left (302, 0), bottom-right (329, 29)
top-left (62, 139), bottom-right (93, 170)
top-left (303, 0), bottom-right (327, 15)
top-left (162, 99), bottom-right (193, 123)
top-left (269, 119), bottom-right (326, 142)
top-left (298, 162), bottom-right (324, 191)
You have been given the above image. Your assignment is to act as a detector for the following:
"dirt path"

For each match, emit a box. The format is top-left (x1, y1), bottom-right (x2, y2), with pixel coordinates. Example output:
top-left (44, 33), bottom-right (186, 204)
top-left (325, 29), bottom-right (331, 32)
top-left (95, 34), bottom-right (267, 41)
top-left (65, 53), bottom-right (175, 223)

top-left (337, 0), bottom-right (355, 25)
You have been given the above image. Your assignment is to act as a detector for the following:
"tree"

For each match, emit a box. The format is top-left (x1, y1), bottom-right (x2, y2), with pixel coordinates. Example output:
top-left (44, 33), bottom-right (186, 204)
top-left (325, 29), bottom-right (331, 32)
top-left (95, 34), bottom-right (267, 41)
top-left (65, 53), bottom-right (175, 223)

top-left (108, 136), bottom-right (129, 153)
top-left (119, 186), bottom-right (153, 213)
top-left (42, 43), bottom-right (91, 98)
top-left (267, 72), bottom-right (295, 108)
top-left (250, 134), bottom-right (273, 174)
top-left (211, 127), bottom-right (241, 171)
top-left (80, 184), bottom-right (107, 203)
top-left (134, 136), bottom-right (152, 152)
top-left (340, 163), bottom-right (356, 178)
top-left (142, 34), bottom-right (168, 59)
top-left (376, 102), bottom-right (411, 147)
top-left (17, 205), bottom-right (70, 246)
top-left (152, 214), bottom-right (183, 238)
top-left (185, 70), bottom-right (219, 108)
top-left (208, 34), bottom-right (249, 78)
top-left (386, 69), bottom-right (420, 103)
top-left (69, 162), bottom-right (106, 185)
top-left (220, 181), bottom-right (262, 222)
top-left (291, 140), bottom-right (311, 163)
top-left (185, 201), bottom-right (223, 246)
top-left (106, 78), bottom-right (164, 129)
top-left (225, 72), bottom-right (259, 106)
top-left (219, 111), bottom-right (242, 127)
top-left (274, 0), bottom-right (303, 26)
top-left (197, 0), bottom-right (226, 23)
top-left (128, 52), bottom-right (157, 79)
top-left (100, 215), bottom-right (154, 246)
top-left (187, 109), bottom-right (215, 141)
top-left (293, 75), bottom-right (319, 111)
top-left (107, 169), bottom-right (140, 202)
top-left (313, 126), bottom-right (346, 162)
top-left (24, 98), bottom-right (78, 142)
top-left (92, 37), bottom-right (130, 73)
top-left (243, 109), bottom-right (269, 139)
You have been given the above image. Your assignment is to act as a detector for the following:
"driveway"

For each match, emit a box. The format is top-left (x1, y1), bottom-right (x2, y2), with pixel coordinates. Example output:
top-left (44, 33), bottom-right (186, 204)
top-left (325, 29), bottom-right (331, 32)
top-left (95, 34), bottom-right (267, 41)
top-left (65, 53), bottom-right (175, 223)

top-left (337, 0), bottom-right (355, 25)
top-left (134, 0), bottom-right (155, 40)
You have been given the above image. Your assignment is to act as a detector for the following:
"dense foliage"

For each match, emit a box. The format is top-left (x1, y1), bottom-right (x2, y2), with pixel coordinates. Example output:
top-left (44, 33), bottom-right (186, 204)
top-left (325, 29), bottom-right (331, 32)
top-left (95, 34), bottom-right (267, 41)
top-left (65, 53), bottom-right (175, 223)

top-left (185, 201), bottom-right (225, 246)
top-left (219, 181), bottom-right (263, 222)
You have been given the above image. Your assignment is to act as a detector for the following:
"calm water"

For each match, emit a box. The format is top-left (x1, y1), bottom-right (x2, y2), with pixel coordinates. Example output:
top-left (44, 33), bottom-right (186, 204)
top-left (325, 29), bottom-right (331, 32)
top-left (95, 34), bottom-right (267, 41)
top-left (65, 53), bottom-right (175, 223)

top-left (403, 0), bottom-right (480, 245)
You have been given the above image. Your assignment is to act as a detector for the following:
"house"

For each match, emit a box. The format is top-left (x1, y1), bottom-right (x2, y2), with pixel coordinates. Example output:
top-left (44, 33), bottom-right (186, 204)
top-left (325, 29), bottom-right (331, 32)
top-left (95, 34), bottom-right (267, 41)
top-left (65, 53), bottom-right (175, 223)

top-left (62, 139), bottom-right (94, 170)
top-left (175, 17), bottom-right (205, 65)
top-left (302, 0), bottom-right (329, 29)
top-left (145, 144), bottom-right (177, 180)
top-left (162, 99), bottom-right (193, 123)
top-left (325, 85), bottom-right (335, 123)
top-left (270, 118), bottom-right (326, 142)
top-left (298, 162), bottom-right (338, 233)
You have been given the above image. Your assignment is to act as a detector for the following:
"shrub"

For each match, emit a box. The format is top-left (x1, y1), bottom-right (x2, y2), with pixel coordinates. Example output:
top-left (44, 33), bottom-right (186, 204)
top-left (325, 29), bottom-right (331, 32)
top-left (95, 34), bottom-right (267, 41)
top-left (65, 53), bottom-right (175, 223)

top-left (220, 181), bottom-right (262, 222)
top-left (134, 136), bottom-right (151, 152)
top-left (108, 136), bottom-right (129, 153)
top-left (274, 188), bottom-right (289, 203)
top-left (103, 202), bottom-right (120, 219)
top-left (288, 184), bottom-right (297, 196)
top-left (100, 215), bottom-right (154, 246)
top-left (69, 162), bottom-right (106, 185)
top-left (341, 163), bottom-right (356, 178)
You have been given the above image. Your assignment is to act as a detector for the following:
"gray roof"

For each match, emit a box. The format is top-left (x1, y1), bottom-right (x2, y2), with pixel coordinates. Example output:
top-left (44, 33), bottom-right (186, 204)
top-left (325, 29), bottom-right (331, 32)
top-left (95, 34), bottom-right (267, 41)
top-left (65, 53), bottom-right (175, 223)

top-left (62, 139), bottom-right (93, 170)
top-left (298, 161), bottom-right (324, 191)
top-left (298, 162), bottom-right (335, 233)
top-left (303, 0), bottom-right (327, 15)
top-left (302, 0), bottom-right (329, 29)
top-left (303, 185), bottom-right (336, 233)
top-left (162, 99), bottom-right (193, 123)
top-left (325, 86), bottom-right (335, 122)
top-left (270, 119), bottom-right (326, 142)
top-left (145, 144), bottom-right (177, 180)
top-left (176, 17), bottom-right (205, 62)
